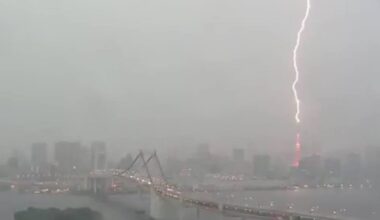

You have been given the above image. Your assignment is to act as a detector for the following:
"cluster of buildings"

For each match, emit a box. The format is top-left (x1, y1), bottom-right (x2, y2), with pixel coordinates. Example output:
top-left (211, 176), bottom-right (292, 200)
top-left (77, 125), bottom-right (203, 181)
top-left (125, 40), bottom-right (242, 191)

top-left (292, 149), bottom-right (380, 187)
top-left (4, 141), bottom-right (108, 181)
top-left (2, 141), bottom-right (380, 189)
top-left (166, 143), bottom-right (380, 188)
top-left (166, 144), bottom-right (276, 182)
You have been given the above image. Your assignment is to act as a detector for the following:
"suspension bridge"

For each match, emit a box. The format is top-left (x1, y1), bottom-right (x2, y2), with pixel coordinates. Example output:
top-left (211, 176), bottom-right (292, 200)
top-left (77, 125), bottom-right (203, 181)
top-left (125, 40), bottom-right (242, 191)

top-left (86, 150), bottom-right (347, 220)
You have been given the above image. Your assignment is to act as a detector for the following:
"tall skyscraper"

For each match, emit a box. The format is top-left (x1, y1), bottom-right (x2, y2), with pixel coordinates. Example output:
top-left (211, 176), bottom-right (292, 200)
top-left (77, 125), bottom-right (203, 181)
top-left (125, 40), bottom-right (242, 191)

top-left (31, 142), bottom-right (48, 172)
top-left (54, 141), bottom-right (83, 173)
top-left (91, 141), bottom-right (107, 171)
top-left (365, 146), bottom-right (380, 182)
top-left (253, 154), bottom-right (271, 178)
top-left (299, 154), bottom-right (322, 177)
top-left (233, 148), bottom-right (245, 162)
top-left (196, 143), bottom-right (211, 159)
top-left (323, 157), bottom-right (341, 177)
top-left (344, 153), bottom-right (362, 182)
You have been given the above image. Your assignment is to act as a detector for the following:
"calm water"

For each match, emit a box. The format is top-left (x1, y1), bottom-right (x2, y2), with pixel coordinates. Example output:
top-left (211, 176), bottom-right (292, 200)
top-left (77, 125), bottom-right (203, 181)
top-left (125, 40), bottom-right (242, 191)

top-left (190, 188), bottom-right (380, 220)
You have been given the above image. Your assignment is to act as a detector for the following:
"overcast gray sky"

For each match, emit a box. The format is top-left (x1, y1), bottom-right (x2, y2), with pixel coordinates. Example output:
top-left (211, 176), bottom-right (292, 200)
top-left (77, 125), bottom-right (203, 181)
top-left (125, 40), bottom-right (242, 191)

top-left (0, 0), bottom-right (379, 160)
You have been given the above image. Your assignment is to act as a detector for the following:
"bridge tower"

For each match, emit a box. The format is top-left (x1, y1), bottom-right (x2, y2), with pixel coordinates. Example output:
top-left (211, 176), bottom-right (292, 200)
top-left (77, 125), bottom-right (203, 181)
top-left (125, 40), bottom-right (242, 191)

top-left (87, 174), bottom-right (111, 196)
top-left (149, 188), bottom-right (184, 220)
top-left (117, 150), bottom-right (188, 220)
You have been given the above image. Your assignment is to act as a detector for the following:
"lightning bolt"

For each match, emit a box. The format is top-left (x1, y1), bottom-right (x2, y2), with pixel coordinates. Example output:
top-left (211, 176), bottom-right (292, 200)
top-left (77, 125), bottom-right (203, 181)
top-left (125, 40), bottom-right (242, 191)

top-left (292, 0), bottom-right (311, 167)
top-left (292, 0), bottom-right (311, 124)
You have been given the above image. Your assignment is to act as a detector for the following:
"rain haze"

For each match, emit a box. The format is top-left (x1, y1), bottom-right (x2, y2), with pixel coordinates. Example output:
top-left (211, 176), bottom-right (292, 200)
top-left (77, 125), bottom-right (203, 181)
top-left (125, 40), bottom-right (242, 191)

top-left (0, 0), bottom-right (379, 158)
top-left (1, 1), bottom-right (380, 220)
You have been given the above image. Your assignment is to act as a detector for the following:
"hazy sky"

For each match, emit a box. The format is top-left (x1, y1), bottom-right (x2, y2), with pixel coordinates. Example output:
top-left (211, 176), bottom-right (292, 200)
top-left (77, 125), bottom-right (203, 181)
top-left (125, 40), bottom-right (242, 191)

top-left (0, 0), bottom-right (379, 159)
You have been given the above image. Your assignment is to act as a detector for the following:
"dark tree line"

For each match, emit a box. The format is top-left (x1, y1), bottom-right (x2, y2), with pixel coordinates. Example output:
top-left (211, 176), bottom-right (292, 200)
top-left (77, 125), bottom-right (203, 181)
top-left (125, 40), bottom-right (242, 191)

top-left (14, 207), bottom-right (103, 220)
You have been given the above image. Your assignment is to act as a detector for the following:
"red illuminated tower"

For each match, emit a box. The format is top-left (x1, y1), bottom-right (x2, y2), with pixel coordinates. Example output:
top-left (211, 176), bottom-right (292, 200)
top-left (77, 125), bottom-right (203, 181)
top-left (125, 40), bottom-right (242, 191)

top-left (292, 133), bottom-right (301, 167)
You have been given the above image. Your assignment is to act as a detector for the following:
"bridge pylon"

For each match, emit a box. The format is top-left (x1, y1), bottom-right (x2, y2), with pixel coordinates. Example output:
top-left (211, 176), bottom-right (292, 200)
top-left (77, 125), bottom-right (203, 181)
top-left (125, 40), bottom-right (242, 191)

top-left (150, 187), bottom-right (184, 220)
top-left (116, 150), bottom-right (166, 183)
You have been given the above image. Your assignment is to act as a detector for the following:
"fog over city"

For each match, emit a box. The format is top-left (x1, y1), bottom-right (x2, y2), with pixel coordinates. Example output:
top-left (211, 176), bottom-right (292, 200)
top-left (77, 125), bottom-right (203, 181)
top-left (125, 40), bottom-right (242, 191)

top-left (0, 0), bottom-right (379, 158)
top-left (1, 1), bottom-right (380, 220)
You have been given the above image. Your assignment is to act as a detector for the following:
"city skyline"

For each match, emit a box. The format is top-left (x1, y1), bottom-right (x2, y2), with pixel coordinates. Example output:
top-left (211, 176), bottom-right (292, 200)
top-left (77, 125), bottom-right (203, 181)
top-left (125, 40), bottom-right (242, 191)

top-left (0, 0), bottom-right (379, 219)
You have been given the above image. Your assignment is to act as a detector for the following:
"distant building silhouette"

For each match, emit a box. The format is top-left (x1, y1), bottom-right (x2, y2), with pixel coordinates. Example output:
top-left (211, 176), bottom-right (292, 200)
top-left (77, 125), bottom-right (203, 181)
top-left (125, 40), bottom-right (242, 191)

top-left (196, 143), bottom-right (211, 160)
top-left (299, 154), bottom-right (322, 178)
top-left (54, 141), bottom-right (83, 173)
top-left (7, 156), bottom-right (19, 169)
top-left (233, 148), bottom-right (245, 162)
top-left (365, 146), bottom-right (380, 182)
top-left (253, 154), bottom-right (271, 178)
top-left (343, 153), bottom-right (362, 183)
top-left (323, 157), bottom-right (341, 178)
top-left (90, 141), bottom-right (107, 171)
top-left (31, 142), bottom-right (48, 173)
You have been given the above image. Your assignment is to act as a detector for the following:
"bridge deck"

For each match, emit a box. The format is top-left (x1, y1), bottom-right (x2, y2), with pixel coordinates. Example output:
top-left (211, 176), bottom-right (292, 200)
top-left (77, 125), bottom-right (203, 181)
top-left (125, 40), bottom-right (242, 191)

top-left (115, 165), bottom-right (351, 220)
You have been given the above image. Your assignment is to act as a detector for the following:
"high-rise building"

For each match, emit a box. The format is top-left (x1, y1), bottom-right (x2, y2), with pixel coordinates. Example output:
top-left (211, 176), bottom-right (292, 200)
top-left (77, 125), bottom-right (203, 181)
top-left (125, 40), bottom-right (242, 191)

top-left (7, 150), bottom-right (22, 170)
top-left (323, 157), bottom-right (341, 177)
top-left (344, 153), bottom-right (362, 182)
top-left (7, 156), bottom-right (19, 169)
top-left (90, 141), bottom-right (107, 171)
top-left (365, 146), bottom-right (380, 182)
top-left (196, 143), bottom-right (211, 159)
top-left (54, 141), bottom-right (83, 173)
top-left (31, 142), bottom-right (48, 172)
top-left (253, 154), bottom-right (271, 177)
top-left (299, 154), bottom-right (322, 177)
top-left (233, 148), bottom-right (245, 162)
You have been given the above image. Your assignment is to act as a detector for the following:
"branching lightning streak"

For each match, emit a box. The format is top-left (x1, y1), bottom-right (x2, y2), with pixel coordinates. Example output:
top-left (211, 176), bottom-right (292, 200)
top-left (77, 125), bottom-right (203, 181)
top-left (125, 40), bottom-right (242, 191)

top-left (292, 0), bottom-right (311, 124)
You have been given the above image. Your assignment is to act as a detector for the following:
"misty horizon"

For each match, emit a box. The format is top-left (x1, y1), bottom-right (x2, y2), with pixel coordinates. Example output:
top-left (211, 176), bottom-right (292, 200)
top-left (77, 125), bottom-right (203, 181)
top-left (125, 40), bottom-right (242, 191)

top-left (1, 0), bottom-right (379, 161)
